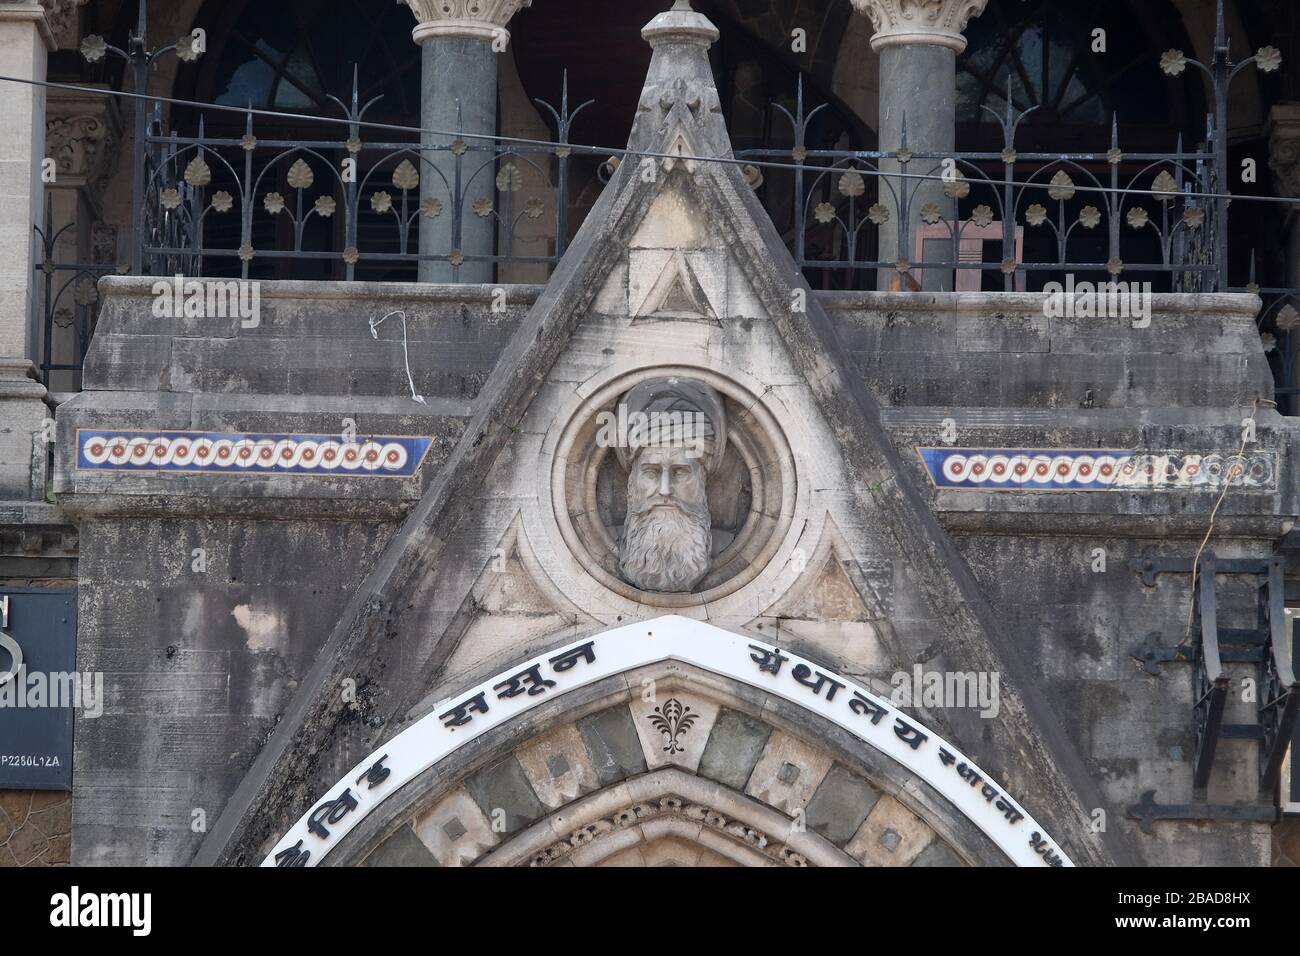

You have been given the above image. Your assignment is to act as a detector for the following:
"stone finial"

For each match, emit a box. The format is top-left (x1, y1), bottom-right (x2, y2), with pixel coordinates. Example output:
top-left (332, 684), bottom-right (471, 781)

top-left (1268, 103), bottom-right (1300, 199)
top-left (642, 0), bottom-right (719, 49)
top-left (629, 0), bottom-right (728, 163)
top-left (401, 0), bottom-right (532, 44)
top-left (849, 0), bottom-right (989, 53)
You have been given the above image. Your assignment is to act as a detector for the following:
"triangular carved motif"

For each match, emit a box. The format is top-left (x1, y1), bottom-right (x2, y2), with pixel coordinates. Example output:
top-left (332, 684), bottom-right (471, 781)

top-left (443, 515), bottom-right (586, 673)
top-left (632, 249), bottom-right (720, 324)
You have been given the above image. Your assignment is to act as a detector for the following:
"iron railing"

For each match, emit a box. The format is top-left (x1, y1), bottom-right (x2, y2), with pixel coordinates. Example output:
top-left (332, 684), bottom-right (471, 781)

top-left (736, 79), bottom-right (1217, 293)
top-left (136, 70), bottom-right (589, 282)
top-left (29, 0), bottom-right (1299, 407)
top-left (32, 195), bottom-right (114, 391)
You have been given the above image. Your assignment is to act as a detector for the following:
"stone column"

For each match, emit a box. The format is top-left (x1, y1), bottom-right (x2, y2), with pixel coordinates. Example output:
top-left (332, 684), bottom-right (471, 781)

top-left (402, 0), bottom-right (531, 284)
top-left (0, 1), bottom-right (54, 500)
top-left (851, 0), bottom-right (986, 291)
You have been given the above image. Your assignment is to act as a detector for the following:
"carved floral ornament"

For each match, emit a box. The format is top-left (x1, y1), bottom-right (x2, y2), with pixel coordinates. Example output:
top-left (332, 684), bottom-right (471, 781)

top-left (849, 0), bottom-right (989, 53)
top-left (530, 795), bottom-right (809, 868)
top-left (400, 0), bottom-right (533, 43)
top-left (45, 111), bottom-right (114, 185)
top-left (1268, 105), bottom-right (1300, 199)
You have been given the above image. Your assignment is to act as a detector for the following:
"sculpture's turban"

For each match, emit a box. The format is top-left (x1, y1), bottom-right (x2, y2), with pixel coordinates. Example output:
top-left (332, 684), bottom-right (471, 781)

top-left (614, 377), bottom-right (727, 474)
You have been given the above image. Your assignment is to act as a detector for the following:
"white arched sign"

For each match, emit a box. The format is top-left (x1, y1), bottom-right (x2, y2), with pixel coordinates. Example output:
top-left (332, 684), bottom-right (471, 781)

top-left (263, 616), bottom-right (1073, 867)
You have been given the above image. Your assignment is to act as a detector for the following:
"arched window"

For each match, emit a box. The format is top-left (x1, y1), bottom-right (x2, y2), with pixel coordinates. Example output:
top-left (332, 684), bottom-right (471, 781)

top-left (199, 0), bottom-right (420, 119)
top-left (957, 0), bottom-right (1201, 150)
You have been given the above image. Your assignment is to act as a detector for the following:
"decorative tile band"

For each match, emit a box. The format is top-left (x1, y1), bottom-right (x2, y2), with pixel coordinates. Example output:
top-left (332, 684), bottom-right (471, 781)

top-left (918, 449), bottom-right (1276, 492)
top-left (77, 431), bottom-right (434, 477)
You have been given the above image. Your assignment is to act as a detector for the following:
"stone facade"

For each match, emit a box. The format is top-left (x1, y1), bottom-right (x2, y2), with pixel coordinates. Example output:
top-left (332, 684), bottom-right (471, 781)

top-left (0, 0), bottom-right (1298, 870)
top-left (38, 2), bottom-right (1294, 871)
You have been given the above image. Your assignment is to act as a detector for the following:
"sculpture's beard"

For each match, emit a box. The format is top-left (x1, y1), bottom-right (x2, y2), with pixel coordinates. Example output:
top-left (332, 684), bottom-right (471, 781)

top-left (620, 493), bottom-right (712, 593)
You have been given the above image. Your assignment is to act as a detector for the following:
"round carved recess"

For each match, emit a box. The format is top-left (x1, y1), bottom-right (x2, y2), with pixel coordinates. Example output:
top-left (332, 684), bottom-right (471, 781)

top-left (549, 367), bottom-right (796, 607)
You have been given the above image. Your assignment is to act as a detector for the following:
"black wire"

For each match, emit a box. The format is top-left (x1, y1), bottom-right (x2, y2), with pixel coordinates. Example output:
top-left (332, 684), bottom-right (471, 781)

top-left (3, 73), bottom-right (1298, 208)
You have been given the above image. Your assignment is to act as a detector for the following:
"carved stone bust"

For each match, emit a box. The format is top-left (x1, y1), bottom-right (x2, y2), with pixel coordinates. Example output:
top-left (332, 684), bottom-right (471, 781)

top-left (612, 377), bottom-right (726, 592)
top-left (550, 368), bottom-right (793, 607)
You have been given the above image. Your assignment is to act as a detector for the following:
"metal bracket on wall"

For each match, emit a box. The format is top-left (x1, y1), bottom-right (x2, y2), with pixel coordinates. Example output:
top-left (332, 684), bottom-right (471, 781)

top-left (1130, 630), bottom-right (1265, 676)
top-left (1128, 552), bottom-right (1299, 793)
top-left (1127, 790), bottom-right (1279, 835)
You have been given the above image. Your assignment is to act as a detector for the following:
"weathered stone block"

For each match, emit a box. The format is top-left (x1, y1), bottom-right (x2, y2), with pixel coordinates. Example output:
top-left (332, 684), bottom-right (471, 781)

top-left (697, 707), bottom-right (772, 790)
top-left (804, 763), bottom-right (881, 845)
top-left (577, 705), bottom-right (648, 787)
top-left (363, 825), bottom-right (439, 867)
top-left (463, 754), bottom-right (546, 835)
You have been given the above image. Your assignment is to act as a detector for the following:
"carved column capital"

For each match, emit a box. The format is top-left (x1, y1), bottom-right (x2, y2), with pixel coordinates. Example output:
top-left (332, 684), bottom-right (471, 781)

top-left (849, 0), bottom-right (988, 53)
top-left (1268, 103), bottom-right (1300, 199)
top-left (401, 0), bottom-right (532, 44)
top-left (45, 88), bottom-right (121, 199)
top-left (40, 0), bottom-right (86, 49)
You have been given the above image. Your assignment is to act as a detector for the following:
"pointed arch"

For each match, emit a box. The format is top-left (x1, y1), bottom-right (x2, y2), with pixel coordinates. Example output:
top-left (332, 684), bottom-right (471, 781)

top-left (263, 615), bottom-right (1072, 867)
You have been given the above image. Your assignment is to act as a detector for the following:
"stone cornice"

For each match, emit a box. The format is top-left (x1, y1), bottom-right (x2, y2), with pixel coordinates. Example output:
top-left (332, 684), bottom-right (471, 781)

top-left (400, 0), bottom-right (532, 44)
top-left (849, 0), bottom-right (988, 53)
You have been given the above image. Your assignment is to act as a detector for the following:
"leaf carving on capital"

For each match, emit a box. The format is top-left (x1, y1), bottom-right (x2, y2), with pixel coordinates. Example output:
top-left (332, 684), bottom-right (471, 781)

top-left (1269, 136), bottom-right (1300, 199)
top-left (850, 0), bottom-right (988, 49)
top-left (40, 0), bottom-right (88, 49)
top-left (401, 0), bottom-right (533, 28)
top-left (1268, 109), bottom-right (1300, 199)
top-left (45, 112), bottom-right (118, 189)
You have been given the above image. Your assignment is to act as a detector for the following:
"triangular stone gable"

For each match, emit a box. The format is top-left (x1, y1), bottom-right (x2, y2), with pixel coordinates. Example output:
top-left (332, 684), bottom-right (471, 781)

top-left (199, 2), bottom-right (1126, 868)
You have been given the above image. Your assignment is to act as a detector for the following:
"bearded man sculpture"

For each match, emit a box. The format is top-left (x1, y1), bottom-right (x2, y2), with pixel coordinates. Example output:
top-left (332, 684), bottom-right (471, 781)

top-left (615, 378), bottom-right (726, 593)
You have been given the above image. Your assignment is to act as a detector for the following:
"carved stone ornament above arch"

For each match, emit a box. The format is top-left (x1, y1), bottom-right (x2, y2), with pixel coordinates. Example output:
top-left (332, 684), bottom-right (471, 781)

top-left (261, 616), bottom-right (1072, 868)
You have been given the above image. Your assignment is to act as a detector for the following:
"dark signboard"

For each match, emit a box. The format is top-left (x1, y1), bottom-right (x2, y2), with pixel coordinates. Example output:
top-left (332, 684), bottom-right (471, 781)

top-left (0, 589), bottom-right (77, 790)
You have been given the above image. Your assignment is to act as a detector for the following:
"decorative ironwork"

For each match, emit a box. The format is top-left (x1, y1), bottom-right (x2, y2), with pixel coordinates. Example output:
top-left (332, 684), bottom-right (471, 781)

top-left (738, 76), bottom-right (1222, 292)
top-left (32, 195), bottom-right (114, 388)
top-left (1247, 269), bottom-right (1300, 415)
top-left (78, 0), bottom-right (202, 275)
top-left (1155, 0), bottom-right (1282, 290)
top-left (130, 67), bottom-right (588, 282)
top-left (31, 0), bottom-right (1299, 398)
